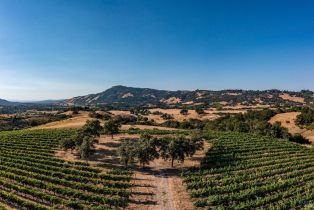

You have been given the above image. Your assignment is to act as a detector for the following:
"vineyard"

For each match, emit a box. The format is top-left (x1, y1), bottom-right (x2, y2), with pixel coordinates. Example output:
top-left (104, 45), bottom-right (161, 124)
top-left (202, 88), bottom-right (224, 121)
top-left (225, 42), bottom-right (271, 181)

top-left (183, 132), bottom-right (314, 209)
top-left (0, 129), bottom-right (132, 210)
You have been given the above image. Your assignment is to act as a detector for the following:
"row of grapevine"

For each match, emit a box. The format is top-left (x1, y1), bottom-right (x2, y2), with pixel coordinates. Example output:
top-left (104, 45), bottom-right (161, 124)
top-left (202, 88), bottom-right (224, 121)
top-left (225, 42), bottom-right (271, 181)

top-left (182, 132), bottom-right (314, 209)
top-left (0, 129), bottom-right (132, 209)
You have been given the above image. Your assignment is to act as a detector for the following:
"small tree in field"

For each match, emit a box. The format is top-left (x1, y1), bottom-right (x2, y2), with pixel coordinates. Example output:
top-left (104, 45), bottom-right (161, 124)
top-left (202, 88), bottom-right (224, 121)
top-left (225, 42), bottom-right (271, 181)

top-left (78, 136), bottom-right (96, 160)
top-left (117, 139), bottom-right (137, 167)
top-left (195, 107), bottom-right (205, 115)
top-left (160, 135), bottom-right (203, 167)
top-left (82, 120), bottom-right (103, 137)
top-left (103, 120), bottom-right (121, 139)
top-left (190, 131), bottom-right (204, 151)
top-left (135, 134), bottom-right (159, 168)
top-left (60, 137), bottom-right (76, 151)
top-left (180, 108), bottom-right (188, 115)
top-left (60, 120), bottom-right (100, 160)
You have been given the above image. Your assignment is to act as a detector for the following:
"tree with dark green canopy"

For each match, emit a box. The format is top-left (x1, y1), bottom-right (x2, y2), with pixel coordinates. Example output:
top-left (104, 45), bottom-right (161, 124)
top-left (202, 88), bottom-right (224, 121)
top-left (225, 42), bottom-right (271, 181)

top-left (195, 107), bottom-right (205, 115)
top-left (60, 120), bottom-right (100, 160)
top-left (60, 137), bottom-right (76, 151)
top-left (117, 139), bottom-right (137, 167)
top-left (78, 136), bottom-right (96, 160)
top-left (160, 135), bottom-right (203, 167)
top-left (81, 119), bottom-right (102, 137)
top-left (103, 120), bottom-right (121, 139)
top-left (180, 108), bottom-right (188, 115)
top-left (135, 134), bottom-right (159, 168)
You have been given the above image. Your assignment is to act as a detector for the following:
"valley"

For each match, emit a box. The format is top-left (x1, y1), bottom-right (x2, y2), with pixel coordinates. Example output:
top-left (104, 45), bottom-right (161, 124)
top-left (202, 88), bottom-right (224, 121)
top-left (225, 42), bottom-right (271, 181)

top-left (0, 86), bottom-right (313, 209)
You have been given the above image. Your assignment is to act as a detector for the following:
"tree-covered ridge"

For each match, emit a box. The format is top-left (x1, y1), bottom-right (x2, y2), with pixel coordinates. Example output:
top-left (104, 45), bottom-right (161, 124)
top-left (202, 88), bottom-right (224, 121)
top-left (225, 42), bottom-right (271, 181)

top-left (62, 85), bottom-right (314, 108)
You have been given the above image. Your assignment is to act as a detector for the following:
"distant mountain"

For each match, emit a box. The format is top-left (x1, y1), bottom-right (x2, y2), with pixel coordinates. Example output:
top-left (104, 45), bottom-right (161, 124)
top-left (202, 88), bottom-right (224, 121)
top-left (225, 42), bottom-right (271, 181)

top-left (0, 99), bottom-right (17, 106)
top-left (32, 99), bottom-right (65, 104)
top-left (0, 98), bottom-right (62, 107)
top-left (63, 85), bottom-right (314, 108)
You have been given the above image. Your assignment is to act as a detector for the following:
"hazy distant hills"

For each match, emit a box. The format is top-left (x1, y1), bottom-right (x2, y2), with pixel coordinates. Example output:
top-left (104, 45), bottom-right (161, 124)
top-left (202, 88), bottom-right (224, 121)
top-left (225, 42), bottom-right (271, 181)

top-left (62, 85), bottom-right (314, 108)
top-left (1, 86), bottom-right (313, 108)
top-left (0, 99), bottom-right (18, 106)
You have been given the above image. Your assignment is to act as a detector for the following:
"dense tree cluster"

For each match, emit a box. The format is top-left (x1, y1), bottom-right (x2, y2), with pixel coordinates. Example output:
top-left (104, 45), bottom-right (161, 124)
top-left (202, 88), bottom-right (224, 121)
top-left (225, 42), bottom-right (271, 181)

top-left (118, 133), bottom-right (204, 168)
top-left (88, 111), bottom-right (112, 120)
top-left (130, 108), bottom-right (150, 115)
top-left (161, 119), bottom-right (206, 130)
top-left (103, 120), bottom-right (121, 139)
top-left (195, 107), bottom-right (205, 115)
top-left (296, 107), bottom-right (314, 127)
top-left (161, 113), bottom-right (174, 120)
top-left (180, 108), bottom-right (189, 115)
top-left (205, 109), bottom-right (291, 139)
top-left (0, 113), bottom-right (69, 131)
top-left (60, 120), bottom-right (120, 160)
top-left (60, 120), bottom-right (105, 160)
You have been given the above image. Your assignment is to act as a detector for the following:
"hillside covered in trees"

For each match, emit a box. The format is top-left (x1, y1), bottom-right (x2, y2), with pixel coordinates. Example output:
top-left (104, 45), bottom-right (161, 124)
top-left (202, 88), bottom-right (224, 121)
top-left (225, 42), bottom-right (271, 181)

top-left (62, 86), bottom-right (314, 108)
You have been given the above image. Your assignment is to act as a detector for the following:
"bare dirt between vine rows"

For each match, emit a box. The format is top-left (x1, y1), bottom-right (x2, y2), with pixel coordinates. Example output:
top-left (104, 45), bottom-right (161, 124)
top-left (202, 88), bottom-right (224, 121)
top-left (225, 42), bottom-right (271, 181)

top-left (55, 133), bottom-right (210, 210)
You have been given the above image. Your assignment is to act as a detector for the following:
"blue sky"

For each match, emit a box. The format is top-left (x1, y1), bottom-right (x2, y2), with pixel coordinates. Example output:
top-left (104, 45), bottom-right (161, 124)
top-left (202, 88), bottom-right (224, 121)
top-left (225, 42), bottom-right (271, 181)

top-left (0, 0), bottom-right (314, 100)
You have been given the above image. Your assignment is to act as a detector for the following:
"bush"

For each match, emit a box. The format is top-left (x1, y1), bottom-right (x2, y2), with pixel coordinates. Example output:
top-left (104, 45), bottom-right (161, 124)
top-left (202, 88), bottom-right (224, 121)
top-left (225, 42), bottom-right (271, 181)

top-left (161, 113), bottom-right (174, 120)
top-left (195, 107), bottom-right (205, 115)
top-left (289, 134), bottom-right (311, 144)
top-left (296, 107), bottom-right (314, 126)
top-left (161, 120), bottom-right (180, 128)
top-left (205, 109), bottom-right (290, 139)
top-left (180, 108), bottom-right (188, 115)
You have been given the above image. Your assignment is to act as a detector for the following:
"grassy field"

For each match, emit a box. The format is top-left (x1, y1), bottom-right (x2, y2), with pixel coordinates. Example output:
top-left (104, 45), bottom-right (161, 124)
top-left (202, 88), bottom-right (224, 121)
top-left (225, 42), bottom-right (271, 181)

top-left (182, 132), bottom-right (314, 209)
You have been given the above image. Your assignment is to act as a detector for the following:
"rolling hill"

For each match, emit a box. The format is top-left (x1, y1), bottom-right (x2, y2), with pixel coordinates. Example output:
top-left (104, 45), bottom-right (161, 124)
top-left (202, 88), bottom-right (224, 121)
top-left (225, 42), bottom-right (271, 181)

top-left (0, 99), bottom-right (17, 106)
top-left (62, 85), bottom-right (314, 108)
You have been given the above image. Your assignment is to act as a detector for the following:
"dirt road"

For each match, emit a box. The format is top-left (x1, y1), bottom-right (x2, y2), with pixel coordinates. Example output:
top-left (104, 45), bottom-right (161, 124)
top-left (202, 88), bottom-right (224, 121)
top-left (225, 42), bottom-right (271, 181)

top-left (55, 133), bottom-right (208, 210)
top-left (129, 141), bottom-right (210, 210)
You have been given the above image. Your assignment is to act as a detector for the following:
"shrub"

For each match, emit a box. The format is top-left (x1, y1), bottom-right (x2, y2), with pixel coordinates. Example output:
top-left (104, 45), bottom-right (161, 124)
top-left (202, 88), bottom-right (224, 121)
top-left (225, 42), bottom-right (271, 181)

top-left (289, 134), bottom-right (311, 144)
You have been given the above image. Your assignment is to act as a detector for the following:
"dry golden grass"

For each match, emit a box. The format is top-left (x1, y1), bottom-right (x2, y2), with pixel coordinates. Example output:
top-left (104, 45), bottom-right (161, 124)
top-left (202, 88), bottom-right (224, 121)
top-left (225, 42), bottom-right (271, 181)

top-left (225, 92), bottom-right (241, 96)
top-left (160, 97), bottom-right (182, 104)
top-left (121, 124), bottom-right (179, 131)
top-left (279, 93), bottom-right (305, 103)
top-left (109, 110), bottom-right (132, 116)
top-left (223, 104), bottom-right (270, 109)
top-left (31, 111), bottom-right (93, 129)
top-left (149, 108), bottom-right (220, 123)
top-left (269, 112), bottom-right (303, 134)
top-left (108, 107), bottom-right (268, 124)
top-left (269, 112), bottom-right (314, 142)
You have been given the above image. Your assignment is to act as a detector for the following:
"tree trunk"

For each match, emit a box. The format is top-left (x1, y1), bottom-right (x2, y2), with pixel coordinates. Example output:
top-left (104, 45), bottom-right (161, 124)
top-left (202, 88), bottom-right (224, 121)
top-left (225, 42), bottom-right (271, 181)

top-left (111, 134), bottom-right (114, 139)
top-left (171, 158), bottom-right (174, 167)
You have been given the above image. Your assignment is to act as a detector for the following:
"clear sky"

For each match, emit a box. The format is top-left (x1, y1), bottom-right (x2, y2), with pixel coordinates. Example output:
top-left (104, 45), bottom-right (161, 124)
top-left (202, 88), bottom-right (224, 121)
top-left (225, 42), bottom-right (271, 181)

top-left (0, 0), bottom-right (314, 100)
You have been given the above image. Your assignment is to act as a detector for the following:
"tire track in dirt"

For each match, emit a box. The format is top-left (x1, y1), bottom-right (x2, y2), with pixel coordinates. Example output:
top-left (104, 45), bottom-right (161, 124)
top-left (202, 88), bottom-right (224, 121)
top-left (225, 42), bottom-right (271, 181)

top-left (155, 169), bottom-right (175, 210)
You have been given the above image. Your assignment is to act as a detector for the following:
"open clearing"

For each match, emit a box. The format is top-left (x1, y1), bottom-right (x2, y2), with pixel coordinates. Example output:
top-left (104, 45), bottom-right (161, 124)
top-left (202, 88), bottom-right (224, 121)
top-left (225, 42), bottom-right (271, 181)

top-left (269, 112), bottom-right (314, 142)
top-left (31, 111), bottom-right (93, 129)
top-left (279, 93), bottom-right (305, 103)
